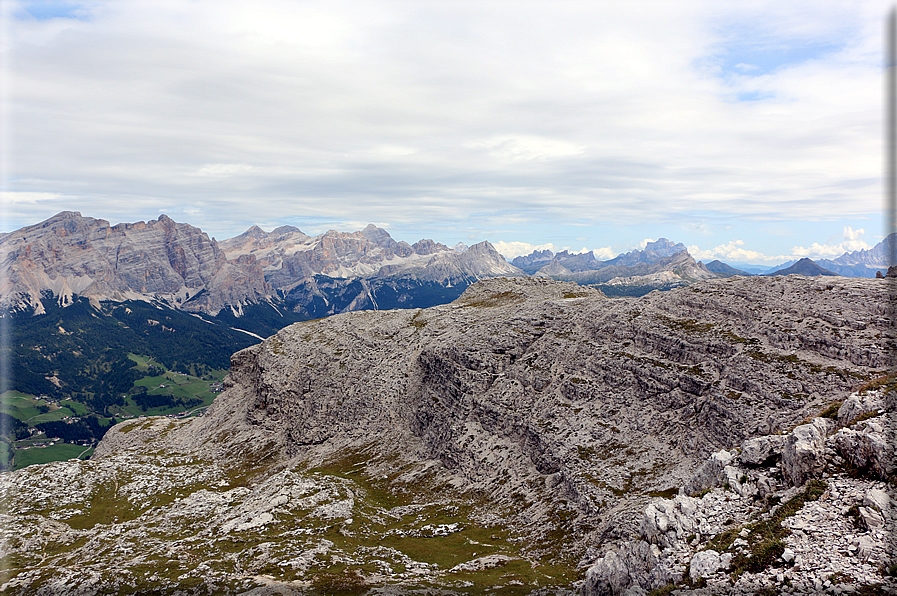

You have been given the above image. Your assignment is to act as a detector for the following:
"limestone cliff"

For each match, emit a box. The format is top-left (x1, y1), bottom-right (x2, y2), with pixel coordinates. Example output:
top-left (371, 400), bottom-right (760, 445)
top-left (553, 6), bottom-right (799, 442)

top-left (0, 211), bottom-right (270, 315)
top-left (220, 223), bottom-right (522, 293)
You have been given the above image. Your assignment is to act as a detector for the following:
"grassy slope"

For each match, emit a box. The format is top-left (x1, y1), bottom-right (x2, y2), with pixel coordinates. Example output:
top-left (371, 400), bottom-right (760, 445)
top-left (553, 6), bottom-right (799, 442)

top-left (2, 357), bottom-right (226, 470)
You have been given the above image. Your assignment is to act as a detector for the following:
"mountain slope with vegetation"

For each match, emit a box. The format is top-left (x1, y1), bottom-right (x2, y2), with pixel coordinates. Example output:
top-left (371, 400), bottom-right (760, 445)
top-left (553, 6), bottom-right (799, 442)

top-left (0, 275), bottom-right (888, 594)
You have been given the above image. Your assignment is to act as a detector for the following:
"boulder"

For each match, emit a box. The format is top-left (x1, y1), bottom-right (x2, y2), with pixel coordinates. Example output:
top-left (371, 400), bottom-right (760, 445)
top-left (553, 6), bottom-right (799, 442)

top-left (582, 541), bottom-right (671, 596)
top-left (723, 465), bottom-right (756, 498)
top-left (863, 488), bottom-right (891, 516)
top-left (831, 419), bottom-right (894, 480)
top-left (781, 418), bottom-right (827, 487)
top-left (755, 473), bottom-right (776, 499)
top-left (689, 550), bottom-right (721, 581)
top-left (858, 506), bottom-right (885, 531)
top-left (855, 535), bottom-right (877, 560)
top-left (641, 495), bottom-right (699, 548)
top-left (681, 450), bottom-right (734, 496)
top-left (837, 391), bottom-right (885, 425)
top-left (740, 434), bottom-right (786, 466)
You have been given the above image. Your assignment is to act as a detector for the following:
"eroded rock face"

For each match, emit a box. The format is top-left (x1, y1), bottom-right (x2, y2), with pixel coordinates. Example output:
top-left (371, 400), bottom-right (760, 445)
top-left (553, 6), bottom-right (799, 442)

top-left (103, 276), bottom-right (884, 546)
top-left (0, 211), bottom-right (270, 315)
top-left (1, 276), bottom-right (890, 594)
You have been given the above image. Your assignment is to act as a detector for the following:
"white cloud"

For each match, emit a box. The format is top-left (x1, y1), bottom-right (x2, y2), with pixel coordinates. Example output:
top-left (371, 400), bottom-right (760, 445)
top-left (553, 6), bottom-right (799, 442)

top-left (194, 164), bottom-right (258, 177)
top-left (592, 246), bottom-right (616, 260)
top-left (493, 241), bottom-right (558, 260)
top-left (0, 0), bottom-right (887, 247)
top-left (637, 238), bottom-right (655, 250)
top-left (469, 135), bottom-right (586, 162)
top-left (688, 239), bottom-right (787, 264)
top-left (0, 191), bottom-right (64, 205)
top-left (791, 226), bottom-right (872, 259)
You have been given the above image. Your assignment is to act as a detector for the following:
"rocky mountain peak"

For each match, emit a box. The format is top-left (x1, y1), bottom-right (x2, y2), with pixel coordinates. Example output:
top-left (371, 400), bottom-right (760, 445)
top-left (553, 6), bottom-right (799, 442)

top-left (360, 223), bottom-right (397, 249)
top-left (0, 212), bottom-right (269, 315)
top-left (243, 225), bottom-right (268, 239)
top-left (765, 257), bottom-right (838, 277)
top-left (643, 237), bottom-right (686, 256)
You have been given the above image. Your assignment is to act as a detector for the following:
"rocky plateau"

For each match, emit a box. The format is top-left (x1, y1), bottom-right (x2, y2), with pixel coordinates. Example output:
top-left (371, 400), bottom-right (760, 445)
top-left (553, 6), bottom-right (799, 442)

top-left (1, 274), bottom-right (894, 594)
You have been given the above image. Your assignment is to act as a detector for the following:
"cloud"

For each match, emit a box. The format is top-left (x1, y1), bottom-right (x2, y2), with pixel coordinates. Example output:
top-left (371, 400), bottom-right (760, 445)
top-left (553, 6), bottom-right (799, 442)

top-left (791, 225), bottom-right (872, 259)
top-left (493, 241), bottom-right (558, 260)
top-left (637, 238), bottom-right (655, 250)
top-left (0, 191), bottom-right (64, 205)
top-left (592, 246), bottom-right (616, 260)
top-left (0, 0), bottom-right (886, 247)
top-left (688, 239), bottom-right (787, 263)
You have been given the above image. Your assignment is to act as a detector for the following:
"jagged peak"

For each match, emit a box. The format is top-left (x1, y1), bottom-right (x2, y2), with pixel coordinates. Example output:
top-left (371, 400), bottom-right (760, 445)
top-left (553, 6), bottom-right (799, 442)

top-left (271, 225), bottom-right (304, 236)
top-left (360, 224), bottom-right (396, 247)
top-left (239, 225), bottom-right (268, 239)
top-left (47, 210), bottom-right (83, 221)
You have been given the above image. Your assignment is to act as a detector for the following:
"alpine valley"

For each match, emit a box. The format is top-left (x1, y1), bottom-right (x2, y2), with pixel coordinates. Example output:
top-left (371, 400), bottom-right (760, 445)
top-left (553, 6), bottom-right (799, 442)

top-left (0, 212), bottom-right (895, 595)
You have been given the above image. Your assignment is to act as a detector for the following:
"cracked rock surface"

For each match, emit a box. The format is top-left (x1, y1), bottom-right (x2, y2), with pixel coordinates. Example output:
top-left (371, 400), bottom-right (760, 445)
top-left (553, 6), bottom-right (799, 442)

top-left (1, 275), bottom-right (891, 594)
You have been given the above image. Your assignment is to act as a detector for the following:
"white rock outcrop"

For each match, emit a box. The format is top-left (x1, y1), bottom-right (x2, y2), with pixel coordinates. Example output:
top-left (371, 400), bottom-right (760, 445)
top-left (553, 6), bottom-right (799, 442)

top-left (781, 418), bottom-right (828, 487)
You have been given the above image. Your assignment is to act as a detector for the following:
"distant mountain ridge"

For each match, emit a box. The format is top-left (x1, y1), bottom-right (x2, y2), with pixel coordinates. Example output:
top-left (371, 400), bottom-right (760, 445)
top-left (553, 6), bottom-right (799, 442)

top-left (511, 238), bottom-right (719, 295)
top-left (1, 212), bottom-right (524, 321)
top-left (815, 233), bottom-right (895, 277)
top-left (7, 213), bottom-right (893, 325)
top-left (764, 257), bottom-right (838, 277)
top-left (0, 211), bottom-right (270, 316)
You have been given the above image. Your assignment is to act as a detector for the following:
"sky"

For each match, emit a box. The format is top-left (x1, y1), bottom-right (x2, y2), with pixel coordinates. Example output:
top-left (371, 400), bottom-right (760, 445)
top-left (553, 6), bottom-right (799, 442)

top-left (0, 0), bottom-right (892, 264)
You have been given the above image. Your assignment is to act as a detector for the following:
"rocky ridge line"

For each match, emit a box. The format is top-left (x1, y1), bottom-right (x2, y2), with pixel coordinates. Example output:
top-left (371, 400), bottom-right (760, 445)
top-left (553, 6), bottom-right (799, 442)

top-left (0, 275), bottom-right (890, 594)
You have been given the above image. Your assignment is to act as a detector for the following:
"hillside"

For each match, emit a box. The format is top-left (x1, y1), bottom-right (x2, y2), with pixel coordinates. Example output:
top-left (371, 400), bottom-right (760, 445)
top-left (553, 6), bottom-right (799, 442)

top-left (0, 275), bottom-right (890, 594)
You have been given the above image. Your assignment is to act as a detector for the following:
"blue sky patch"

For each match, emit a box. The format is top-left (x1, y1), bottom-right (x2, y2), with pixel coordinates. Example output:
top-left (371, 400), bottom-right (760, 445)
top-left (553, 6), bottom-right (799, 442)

top-left (16, 1), bottom-right (86, 21)
top-left (708, 34), bottom-right (844, 78)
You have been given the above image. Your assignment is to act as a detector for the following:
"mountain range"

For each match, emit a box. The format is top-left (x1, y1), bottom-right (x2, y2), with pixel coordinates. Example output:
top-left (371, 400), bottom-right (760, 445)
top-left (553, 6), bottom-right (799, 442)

top-left (2, 211), bottom-right (893, 417)
top-left (4, 212), bottom-right (894, 323)
top-left (0, 212), bottom-right (522, 320)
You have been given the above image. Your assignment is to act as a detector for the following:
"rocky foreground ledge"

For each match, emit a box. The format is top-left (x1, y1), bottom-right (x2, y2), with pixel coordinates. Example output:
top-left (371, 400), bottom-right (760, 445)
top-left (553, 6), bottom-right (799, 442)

top-left (1, 276), bottom-right (894, 594)
top-left (583, 389), bottom-right (896, 595)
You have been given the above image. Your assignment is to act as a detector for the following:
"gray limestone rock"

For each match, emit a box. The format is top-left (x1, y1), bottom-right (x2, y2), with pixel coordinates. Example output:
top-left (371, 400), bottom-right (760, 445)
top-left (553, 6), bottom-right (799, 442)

top-left (855, 535), bottom-right (877, 561)
top-left (1, 275), bottom-right (892, 594)
top-left (831, 418), bottom-right (895, 480)
top-left (680, 450), bottom-right (734, 497)
top-left (781, 418), bottom-right (828, 487)
top-left (837, 390), bottom-right (885, 425)
top-left (582, 541), bottom-right (670, 596)
top-left (858, 506), bottom-right (885, 530)
top-left (689, 549), bottom-right (721, 581)
top-left (863, 488), bottom-right (891, 516)
top-left (0, 211), bottom-right (270, 315)
top-left (641, 495), bottom-right (699, 548)
top-left (740, 434), bottom-right (786, 466)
